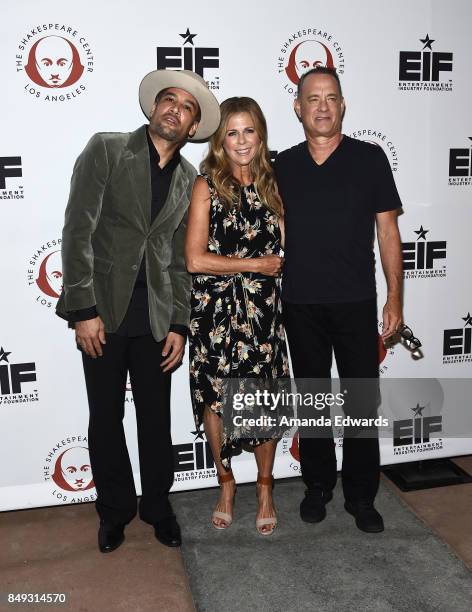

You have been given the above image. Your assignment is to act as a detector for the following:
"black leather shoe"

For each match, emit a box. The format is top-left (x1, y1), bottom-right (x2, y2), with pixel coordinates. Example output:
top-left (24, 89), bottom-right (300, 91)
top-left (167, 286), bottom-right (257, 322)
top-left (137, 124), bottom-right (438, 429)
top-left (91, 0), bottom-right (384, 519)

top-left (154, 515), bottom-right (182, 547)
top-left (98, 522), bottom-right (125, 553)
top-left (344, 501), bottom-right (384, 533)
top-left (300, 489), bottom-right (333, 523)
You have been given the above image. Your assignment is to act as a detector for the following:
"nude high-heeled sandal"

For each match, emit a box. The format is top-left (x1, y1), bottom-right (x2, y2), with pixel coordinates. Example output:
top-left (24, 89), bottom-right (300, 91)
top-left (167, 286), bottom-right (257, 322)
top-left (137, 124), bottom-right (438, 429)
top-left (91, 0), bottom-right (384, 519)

top-left (212, 471), bottom-right (236, 530)
top-left (256, 474), bottom-right (277, 535)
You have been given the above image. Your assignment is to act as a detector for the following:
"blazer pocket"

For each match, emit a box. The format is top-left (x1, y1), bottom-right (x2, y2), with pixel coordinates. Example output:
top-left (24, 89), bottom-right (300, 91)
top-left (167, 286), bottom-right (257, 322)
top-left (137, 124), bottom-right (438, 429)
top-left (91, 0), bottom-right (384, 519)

top-left (94, 255), bottom-right (113, 274)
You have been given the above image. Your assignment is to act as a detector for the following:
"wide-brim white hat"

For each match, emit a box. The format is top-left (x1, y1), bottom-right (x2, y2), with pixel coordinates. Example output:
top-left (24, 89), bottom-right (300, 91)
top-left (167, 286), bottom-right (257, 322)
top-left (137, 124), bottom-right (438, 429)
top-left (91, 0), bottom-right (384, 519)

top-left (139, 69), bottom-right (221, 141)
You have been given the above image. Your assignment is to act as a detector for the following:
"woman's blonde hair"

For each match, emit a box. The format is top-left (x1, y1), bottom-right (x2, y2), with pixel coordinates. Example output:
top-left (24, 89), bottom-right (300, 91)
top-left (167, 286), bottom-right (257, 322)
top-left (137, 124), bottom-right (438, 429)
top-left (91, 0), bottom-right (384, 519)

top-left (200, 97), bottom-right (282, 215)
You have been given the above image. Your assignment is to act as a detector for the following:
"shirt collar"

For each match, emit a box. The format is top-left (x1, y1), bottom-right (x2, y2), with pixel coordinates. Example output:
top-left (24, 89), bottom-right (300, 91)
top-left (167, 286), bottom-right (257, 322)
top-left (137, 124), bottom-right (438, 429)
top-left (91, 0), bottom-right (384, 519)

top-left (146, 128), bottom-right (181, 173)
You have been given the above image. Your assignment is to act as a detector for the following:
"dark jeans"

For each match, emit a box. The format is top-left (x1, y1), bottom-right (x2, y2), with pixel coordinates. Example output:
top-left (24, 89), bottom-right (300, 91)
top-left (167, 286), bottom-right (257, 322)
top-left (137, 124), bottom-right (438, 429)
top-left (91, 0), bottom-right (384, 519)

top-left (283, 299), bottom-right (380, 503)
top-left (82, 333), bottom-right (173, 526)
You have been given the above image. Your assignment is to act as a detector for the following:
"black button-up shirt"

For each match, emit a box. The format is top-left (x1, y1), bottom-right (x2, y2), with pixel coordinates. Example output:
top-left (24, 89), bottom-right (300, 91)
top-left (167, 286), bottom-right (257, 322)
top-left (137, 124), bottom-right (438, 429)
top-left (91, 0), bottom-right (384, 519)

top-left (69, 129), bottom-right (187, 338)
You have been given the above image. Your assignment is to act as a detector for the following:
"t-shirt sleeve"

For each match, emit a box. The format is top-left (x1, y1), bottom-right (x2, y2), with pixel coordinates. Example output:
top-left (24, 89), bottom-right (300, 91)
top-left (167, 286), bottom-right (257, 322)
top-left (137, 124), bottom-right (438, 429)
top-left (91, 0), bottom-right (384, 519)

top-left (371, 146), bottom-right (403, 213)
top-left (273, 152), bottom-right (288, 203)
top-left (273, 153), bottom-right (281, 183)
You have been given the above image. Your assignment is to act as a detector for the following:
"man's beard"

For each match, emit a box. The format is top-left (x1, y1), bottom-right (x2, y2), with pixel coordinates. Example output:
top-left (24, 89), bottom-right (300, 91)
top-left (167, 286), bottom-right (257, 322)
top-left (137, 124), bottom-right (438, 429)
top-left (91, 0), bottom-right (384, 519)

top-left (151, 119), bottom-right (181, 142)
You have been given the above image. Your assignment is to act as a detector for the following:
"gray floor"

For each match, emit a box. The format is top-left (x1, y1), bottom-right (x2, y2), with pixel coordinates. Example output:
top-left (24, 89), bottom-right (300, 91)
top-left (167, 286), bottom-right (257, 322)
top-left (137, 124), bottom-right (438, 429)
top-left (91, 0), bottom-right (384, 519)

top-left (173, 477), bottom-right (472, 612)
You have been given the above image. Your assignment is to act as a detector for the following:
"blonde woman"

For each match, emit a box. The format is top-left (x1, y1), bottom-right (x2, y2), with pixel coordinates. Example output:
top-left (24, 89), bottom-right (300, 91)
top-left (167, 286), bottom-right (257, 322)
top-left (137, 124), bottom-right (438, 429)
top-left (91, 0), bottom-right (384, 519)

top-left (185, 97), bottom-right (290, 535)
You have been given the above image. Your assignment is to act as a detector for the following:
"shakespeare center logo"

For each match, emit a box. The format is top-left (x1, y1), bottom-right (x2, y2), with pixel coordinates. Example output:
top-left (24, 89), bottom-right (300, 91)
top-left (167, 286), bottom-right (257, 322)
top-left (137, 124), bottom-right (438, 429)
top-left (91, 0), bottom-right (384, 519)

top-left (443, 313), bottom-right (472, 365)
top-left (173, 430), bottom-right (216, 483)
top-left (26, 238), bottom-right (63, 310)
top-left (384, 379), bottom-right (444, 457)
top-left (0, 346), bottom-right (38, 405)
top-left (43, 435), bottom-right (96, 503)
top-left (448, 137), bottom-right (472, 186)
top-left (0, 156), bottom-right (24, 201)
top-left (398, 34), bottom-right (453, 91)
top-left (282, 417), bottom-right (344, 471)
top-left (15, 23), bottom-right (94, 102)
top-left (277, 28), bottom-right (345, 97)
top-left (402, 226), bottom-right (447, 279)
top-left (282, 429), bottom-right (302, 473)
top-left (350, 129), bottom-right (399, 173)
top-left (156, 28), bottom-right (220, 90)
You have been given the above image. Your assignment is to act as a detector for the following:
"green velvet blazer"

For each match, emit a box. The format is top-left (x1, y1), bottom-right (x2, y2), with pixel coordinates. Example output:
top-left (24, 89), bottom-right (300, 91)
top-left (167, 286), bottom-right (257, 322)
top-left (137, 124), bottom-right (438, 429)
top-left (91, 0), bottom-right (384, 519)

top-left (56, 125), bottom-right (196, 342)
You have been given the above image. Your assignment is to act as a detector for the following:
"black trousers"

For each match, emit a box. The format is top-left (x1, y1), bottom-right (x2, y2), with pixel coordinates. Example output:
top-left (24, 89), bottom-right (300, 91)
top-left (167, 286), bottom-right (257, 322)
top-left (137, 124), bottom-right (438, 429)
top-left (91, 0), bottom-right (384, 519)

top-left (283, 299), bottom-right (380, 503)
top-left (81, 333), bottom-right (173, 526)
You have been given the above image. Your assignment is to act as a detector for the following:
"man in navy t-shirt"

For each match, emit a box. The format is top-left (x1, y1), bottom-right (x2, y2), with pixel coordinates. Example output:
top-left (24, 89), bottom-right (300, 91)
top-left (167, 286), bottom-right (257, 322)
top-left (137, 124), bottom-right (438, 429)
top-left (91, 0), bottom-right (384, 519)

top-left (274, 67), bottom-right (403, 533)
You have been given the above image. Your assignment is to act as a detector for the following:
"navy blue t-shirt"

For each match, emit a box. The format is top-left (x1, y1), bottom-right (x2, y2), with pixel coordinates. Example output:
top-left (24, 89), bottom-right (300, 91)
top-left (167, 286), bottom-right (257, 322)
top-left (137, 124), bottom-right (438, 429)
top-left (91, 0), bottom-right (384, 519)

top-left (274, 135), bottom-right (402, 304)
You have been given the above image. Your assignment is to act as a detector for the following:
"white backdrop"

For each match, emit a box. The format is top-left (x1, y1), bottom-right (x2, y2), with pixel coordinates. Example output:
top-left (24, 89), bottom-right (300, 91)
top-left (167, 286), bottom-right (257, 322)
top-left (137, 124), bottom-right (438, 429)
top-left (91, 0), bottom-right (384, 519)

top-left (1, 0), bottom-right (471, 511)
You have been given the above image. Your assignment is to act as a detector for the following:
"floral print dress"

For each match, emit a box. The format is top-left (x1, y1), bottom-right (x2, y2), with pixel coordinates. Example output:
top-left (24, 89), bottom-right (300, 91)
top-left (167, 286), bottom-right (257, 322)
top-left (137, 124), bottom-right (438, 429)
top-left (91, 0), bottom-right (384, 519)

top-left (189, 175), bottom-right (290, 469)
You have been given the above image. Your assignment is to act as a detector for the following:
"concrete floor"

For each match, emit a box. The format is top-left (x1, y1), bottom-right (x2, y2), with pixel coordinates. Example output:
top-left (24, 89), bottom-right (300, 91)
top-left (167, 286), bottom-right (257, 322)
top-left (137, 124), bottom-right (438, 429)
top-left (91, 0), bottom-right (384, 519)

top-left (383, 455), bottom-right (472, 570)
top-left (0, 502), bottom-right (194, 612)
top-left (1, 456), bottom-right (471, 612)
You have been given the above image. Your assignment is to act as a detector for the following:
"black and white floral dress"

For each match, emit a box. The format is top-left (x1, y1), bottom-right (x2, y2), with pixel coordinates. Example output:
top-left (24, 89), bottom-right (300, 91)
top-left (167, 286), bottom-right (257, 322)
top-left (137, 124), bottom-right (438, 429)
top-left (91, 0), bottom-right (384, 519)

top-left (189, 175), bottom-right (290, 469)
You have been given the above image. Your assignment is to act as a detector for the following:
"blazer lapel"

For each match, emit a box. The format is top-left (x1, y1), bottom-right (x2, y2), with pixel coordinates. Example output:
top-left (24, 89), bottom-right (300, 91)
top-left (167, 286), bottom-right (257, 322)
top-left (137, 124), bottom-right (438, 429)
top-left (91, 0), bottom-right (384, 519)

top-left (123, 125), bottom-right (151, 228)
top-left (150, 162), bottom-right (189, 232)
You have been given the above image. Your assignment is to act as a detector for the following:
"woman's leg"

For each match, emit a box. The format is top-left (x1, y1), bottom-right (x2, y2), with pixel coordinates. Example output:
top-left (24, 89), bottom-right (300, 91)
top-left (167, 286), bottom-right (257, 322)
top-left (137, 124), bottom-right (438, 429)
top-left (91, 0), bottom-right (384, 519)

top-left (254, 439), bottom-right (277, 533)
top-left (204, 407), bottom-right (236, 528)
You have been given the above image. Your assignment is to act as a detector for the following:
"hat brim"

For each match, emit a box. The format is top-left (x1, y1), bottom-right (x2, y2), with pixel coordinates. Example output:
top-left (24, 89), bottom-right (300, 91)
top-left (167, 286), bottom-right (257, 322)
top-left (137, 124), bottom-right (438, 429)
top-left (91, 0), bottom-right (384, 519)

top-left (139, 69), bottom-right (220, 142)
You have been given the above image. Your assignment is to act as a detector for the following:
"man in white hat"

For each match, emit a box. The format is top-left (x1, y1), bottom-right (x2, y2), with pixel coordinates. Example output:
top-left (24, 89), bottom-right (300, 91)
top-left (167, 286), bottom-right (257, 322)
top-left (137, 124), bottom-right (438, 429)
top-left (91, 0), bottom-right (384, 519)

top-left (56, 70), bottom-right (220, 552)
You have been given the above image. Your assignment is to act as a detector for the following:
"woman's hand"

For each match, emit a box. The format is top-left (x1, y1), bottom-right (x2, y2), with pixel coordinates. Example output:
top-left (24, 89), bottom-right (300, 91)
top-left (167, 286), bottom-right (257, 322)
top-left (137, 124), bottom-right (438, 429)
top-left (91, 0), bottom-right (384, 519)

top-left (253, 255), bottom-right (284, 276)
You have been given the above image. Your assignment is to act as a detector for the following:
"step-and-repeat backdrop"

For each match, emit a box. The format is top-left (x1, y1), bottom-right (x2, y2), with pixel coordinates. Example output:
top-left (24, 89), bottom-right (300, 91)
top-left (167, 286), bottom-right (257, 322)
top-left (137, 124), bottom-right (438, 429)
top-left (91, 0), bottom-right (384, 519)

top-left (1, 0), bottom-right (471, 511)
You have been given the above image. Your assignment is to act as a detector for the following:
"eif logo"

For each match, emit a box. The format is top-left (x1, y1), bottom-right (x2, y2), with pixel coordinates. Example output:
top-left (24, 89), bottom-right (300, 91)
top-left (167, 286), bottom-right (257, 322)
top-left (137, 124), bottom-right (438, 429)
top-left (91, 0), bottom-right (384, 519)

top-left (156, 28), bottom-right (219, 89)
top-left (0, 157), bottom-right (21, 189)
top-left (0, 157), bottom-right (24, 200)
top-left (0, 347), bottom-right (38, 404)
top-left (398, 34), bottom-right (452, 91)
top-left (173, 431), bottom-right (215, 481)
top-left (393, 404), bottom-right (442, 448)
top-left (443, 313), bottom-right (472, 364)
top-left (448, 137), bottom-right (472, 186)
top-left (402, 226), bottom-right (446, 279)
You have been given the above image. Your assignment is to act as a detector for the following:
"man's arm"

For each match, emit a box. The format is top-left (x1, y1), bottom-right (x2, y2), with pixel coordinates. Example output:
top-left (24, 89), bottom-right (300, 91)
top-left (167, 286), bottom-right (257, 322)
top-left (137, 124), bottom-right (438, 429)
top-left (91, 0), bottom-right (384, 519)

top-left (160, 206), bottom-right (191, 372)
top-left (168, 207), bottom-right (191, 328)
top-left (62, 133), bottom-right (108, 311)
top-left (62, 134), bottom-right (109, 357)
top-left (376, 210), bottom-right (403, 339)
